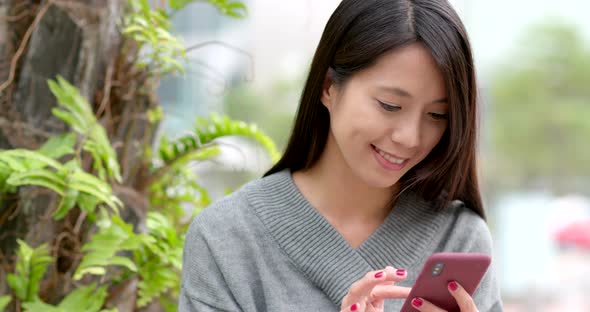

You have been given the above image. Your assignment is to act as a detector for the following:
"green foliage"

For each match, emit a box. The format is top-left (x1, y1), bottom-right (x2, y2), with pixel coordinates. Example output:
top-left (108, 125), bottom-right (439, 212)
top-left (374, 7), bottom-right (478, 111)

top-left (0, 150), bottom-right (67, 197)
top-left (151, 113), bottom-right (278, 223)
top-left (151, 132), bottom-right (219, 222)
top-left (157, 135), bottom-right (220, 165)
top-left (0, 149), bottom-right (64, 172)
top-left (74, 213), bottom-right (144, 280)
top-left (21, 284), bottom-right (114, 312)
top-left (122, 0), bottom-right (247, 75)
top-left (169, 0), bottom-right (247, 18)
top-left (147, 106), bottom-right (165, 124)
top-left (190, 113), bottom-right (279, 162)
top-left (0, 150), bottom-right (122, 219)
top-left (195, 114), bottom-right (279, 162)
top-left (1, 1), bottom-right (272, 311)
top-left (37, 133), bottom-right (76, 159)
top-left (49, 76), bottom-right (122, 183)
top-left (488, 22), bottom-right (590, 189)
top-left (124, 0), bottom-right (186, 75)
top-left (6, 240), bottom-right (52, 303)
top-left (0, 296), bottom-right (10, 311)
top-left (149, 162), bottom-right (212, 223)
top-left (134, 212), bottom-right (183, 308)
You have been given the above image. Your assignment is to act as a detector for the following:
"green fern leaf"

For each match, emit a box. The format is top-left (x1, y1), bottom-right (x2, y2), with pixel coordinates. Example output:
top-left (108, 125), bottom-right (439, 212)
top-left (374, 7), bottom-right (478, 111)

top-left (1, 150), bottom-right (63, 171)
top-left (22, 284), bottom-right (108, 312)
top-left (47, 76), bottom-right (122, 183)
top-left (74, 214), bottom-right (142, 280)
top-left (77, 192), bottom-right (101, 213)
top-left (58, 284), bottom-right (107, 312)
top-left (6, 170), bottom-right (67, 196)
top-left (193, 113), bottom-right (280, 162)
top-left (51, 108), bottom-right (85, 133)
top-left (53, 187), bottom-right (79, 220)
top-left (37, 133), bottom-right (76, 159)
top-left (0, 296), bottom-right (10, 311)
top-left (6, 240), bottom-right (52, 302)
top-left (69, 170), bottom-right (122, 212)
top-left (135, 212), bottom-right (183, 307)
top-left (21, 300), bottom-right (61, 312)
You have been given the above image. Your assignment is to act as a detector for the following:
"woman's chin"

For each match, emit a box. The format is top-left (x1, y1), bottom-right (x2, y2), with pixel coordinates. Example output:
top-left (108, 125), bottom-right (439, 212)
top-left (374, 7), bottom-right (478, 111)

top-left (357, 169), bottom-right (401, 189)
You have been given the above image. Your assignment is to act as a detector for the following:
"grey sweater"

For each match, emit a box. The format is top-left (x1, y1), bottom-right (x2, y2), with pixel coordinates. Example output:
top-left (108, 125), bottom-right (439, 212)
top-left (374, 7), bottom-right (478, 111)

top-left (179, 169), bottom-right (503, 311)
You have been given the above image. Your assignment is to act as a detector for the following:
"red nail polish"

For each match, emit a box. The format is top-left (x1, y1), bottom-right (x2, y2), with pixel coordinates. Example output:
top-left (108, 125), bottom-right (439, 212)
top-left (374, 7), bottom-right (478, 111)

top-left (412, 297), bottom-right (423, 308)
top-left (350, 303), bottom-right (358, 311)
top-left (374, 271), bottom-right (384, 278)
top-left (449, 281), bottom-right (458, 291)
top-left (395, 269), bottom-right (406, 276)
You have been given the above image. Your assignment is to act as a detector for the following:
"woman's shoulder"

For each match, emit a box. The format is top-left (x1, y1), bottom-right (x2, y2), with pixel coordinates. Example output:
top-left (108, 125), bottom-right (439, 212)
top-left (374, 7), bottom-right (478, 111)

top-left (186, 170), bottom-right (288, 237)
top-left (443, 200), bottom-right (493, 254)
top-left (449, 200), bottom-right (488, 231)
top-left (190, 178), bottom-right (258, 228)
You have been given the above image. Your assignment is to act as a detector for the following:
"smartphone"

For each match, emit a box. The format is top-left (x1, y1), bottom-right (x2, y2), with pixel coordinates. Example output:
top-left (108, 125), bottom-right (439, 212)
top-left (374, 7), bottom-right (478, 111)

top-left (400, 252), bottom-right (491, 312)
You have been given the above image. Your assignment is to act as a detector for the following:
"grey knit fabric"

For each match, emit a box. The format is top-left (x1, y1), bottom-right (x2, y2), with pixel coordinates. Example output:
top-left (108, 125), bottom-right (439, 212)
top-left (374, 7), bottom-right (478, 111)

top-left (179, 169), bottom-right (503, 311)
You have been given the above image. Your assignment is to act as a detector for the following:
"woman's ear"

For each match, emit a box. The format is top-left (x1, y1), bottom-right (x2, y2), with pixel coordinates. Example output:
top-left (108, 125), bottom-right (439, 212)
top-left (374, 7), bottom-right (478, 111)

top-left (320, 69), bottom-right (337, 110)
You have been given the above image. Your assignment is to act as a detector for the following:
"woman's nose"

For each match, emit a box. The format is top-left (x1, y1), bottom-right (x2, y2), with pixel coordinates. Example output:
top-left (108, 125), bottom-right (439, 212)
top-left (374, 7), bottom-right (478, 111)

top-left (390, 117), bottom-right (421, 149)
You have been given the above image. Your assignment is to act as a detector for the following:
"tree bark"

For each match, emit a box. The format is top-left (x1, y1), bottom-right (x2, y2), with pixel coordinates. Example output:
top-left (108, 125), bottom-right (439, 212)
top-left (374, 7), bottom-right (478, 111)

top-left (0, 1), bottom-right (149, 310)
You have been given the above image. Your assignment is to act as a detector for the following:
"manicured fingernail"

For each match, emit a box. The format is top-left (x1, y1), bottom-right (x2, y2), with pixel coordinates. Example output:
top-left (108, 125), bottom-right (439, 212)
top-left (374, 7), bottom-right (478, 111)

top-left (350, 303), bottom-right (358, 311)
top-left (448, 281), bottom-right (458, 291)
top-left (412, 297), bottom-right (423, 308)
top-left (395, 269), bottom-right (406, 276)
top-left (374, 271), bottom-right (384, 278)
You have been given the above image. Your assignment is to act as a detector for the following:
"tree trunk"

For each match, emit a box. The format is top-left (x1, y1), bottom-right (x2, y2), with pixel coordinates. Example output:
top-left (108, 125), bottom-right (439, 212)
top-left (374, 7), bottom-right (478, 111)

top-left (0, 1), bottom-right (150, 310)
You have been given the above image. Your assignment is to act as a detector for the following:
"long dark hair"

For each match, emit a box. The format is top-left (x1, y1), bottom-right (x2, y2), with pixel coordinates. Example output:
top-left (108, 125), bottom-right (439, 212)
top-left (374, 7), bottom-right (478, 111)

top-left (264, 0), bottom-right (485, 219)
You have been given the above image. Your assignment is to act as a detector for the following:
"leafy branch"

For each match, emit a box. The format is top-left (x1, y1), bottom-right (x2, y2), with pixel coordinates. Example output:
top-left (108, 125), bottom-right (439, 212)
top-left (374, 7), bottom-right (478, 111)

top-left (49, 76), bottom-right (122, 183)
top-left (0, 0), bottom-right (272, 310)
top-left (134, 212), bottom-right (183, 309)
top-left (73, 213), bottom-right (144, 280)
top-left (22, 284), bottom-right (115, 312)
top-left (6, 240), bottom-right (52, 303)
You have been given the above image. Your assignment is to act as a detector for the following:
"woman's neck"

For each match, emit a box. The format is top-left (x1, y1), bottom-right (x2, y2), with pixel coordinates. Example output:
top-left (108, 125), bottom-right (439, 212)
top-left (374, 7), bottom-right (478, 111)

top-left (292, 135), bottom-right (398, 224)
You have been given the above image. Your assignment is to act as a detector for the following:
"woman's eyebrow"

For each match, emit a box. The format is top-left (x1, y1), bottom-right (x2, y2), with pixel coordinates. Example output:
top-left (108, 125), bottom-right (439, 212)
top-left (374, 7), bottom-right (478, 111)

top-left (378, 85), bottom-right (447, 104)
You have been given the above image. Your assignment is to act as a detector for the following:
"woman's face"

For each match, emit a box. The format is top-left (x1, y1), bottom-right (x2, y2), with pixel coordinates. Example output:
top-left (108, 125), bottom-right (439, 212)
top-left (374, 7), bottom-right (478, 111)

top-left (321, 42), bottom-right (449, 188)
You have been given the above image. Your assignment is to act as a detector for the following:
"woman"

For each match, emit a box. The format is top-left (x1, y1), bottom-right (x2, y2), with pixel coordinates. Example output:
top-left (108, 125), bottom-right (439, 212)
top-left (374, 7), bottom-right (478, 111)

top-left (179, 0), bottom-right (503, 311)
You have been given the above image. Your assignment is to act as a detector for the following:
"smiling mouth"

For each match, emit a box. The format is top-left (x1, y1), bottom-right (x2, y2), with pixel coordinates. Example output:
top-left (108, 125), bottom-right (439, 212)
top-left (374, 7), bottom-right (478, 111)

top-left (371, 145), bottom-right (408, 165)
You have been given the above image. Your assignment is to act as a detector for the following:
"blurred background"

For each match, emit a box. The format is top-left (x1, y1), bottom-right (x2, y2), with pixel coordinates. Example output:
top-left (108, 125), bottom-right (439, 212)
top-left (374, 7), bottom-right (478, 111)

top-left (159, 0), bottom-right (590, 310)
top-left (0, 0), bottom-right (588, 311)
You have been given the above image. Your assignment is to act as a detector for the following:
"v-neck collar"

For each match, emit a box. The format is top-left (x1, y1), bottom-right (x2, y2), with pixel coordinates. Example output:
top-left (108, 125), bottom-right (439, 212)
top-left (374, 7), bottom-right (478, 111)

top-left (247, 169), bottom-right (451, 306)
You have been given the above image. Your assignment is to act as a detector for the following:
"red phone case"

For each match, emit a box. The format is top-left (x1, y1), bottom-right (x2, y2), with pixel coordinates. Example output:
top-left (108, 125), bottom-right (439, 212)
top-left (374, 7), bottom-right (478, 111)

top-left (400, 252), bottom-right (491, 312)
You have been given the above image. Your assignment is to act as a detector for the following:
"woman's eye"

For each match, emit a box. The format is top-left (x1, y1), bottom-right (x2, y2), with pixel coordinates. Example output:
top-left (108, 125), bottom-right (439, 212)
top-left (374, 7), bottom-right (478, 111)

top-left (378, 101), bottom-right (401, 112)
top-left (429, 112), bottom-right (449, 120)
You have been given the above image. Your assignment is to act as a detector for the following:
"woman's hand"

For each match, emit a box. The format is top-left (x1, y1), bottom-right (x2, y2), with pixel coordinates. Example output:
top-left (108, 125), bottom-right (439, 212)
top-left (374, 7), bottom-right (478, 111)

top-left (340, 266), bottom-right (411, 312)
top-left (410, 281), bottom-right (478, 312)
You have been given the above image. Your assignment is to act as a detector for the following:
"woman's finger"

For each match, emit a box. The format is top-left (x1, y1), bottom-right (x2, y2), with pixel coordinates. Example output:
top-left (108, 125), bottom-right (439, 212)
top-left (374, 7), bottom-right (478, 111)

top-left (409, 297), bottom-right (447, 312)
top-left (369, 284), bottom-right (411, 302)
top-left (341, 266), bottom-right (407, 309)
top-left (447, 281), bottom-right (478, 312)
top-left (340, 301), bottom-right (366, 312)
top-left (384, 266), bottom-right (408, 283)
top-left (367, 267), bottom-right (409, 306)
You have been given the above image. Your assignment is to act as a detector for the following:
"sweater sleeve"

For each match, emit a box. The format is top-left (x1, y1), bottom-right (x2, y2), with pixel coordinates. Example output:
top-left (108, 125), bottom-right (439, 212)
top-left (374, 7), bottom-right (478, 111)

top-left (178, 214), bottom-right (242, 312)
top-left (455, 209), bottom-right (504, 312)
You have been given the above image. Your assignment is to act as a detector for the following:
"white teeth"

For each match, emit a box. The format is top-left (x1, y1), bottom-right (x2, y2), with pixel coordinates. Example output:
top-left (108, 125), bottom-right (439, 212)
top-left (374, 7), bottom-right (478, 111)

top-left (375, 147), bottom-right (405, 164)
